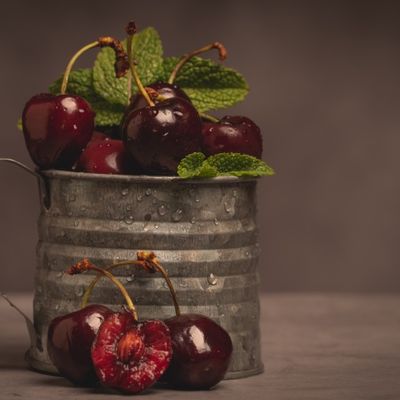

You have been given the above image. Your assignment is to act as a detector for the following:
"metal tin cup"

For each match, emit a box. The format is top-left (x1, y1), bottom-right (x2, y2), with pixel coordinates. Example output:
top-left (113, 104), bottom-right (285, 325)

top-left (25, 170), bottom-right (263, 379)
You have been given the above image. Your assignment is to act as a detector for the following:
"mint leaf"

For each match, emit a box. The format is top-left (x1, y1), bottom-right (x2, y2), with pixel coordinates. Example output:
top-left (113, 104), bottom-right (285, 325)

top-left (49, 69), bottom-right (125, 127)
top-left (93, 27), bottom-right (163, 106)
top-left (160, 57), bottom-right (249, 112)
top-left (177, 152), bottom-right (218, 178)
top-left (177, 152), bottom-right (274, 178)
top-left (207, 153), bottom-right (275, 177)
top-left (49, 68), bottom-right (93, 97)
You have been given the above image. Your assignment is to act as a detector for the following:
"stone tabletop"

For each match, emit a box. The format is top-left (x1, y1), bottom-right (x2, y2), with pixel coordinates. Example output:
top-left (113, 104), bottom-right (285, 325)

top-left (1, 293), bottom-right (400, 400)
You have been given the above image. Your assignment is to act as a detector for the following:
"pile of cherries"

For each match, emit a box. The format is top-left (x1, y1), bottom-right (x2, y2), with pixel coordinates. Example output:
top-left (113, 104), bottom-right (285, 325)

top-left (48, 252), bottom-right (233, 394)
top-left (22, 22), bottom-right (263, 176)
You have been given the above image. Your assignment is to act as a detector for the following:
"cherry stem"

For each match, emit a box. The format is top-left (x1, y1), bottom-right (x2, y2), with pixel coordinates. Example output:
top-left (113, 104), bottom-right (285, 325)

top-left (67, 259), bottom-right (138, 320)
top-left (126, 25), bottom-right (134, 104)
top-left (199, 112), bottom-right (219, 123)
top-left (168, 41), bottom-right (228, 85)
top-left (82, 253), bottom-right (181, 316)
top-left (60, 37), bottom-right (129, 95)
top-left (61, 41), bottom-right (98, 94)
top-left (125, 22), bottom-right (155, 107)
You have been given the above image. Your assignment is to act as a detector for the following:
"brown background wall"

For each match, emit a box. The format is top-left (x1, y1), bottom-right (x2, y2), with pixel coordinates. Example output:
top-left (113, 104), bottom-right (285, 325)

top-left (1, 0), bottom-right (399, 292)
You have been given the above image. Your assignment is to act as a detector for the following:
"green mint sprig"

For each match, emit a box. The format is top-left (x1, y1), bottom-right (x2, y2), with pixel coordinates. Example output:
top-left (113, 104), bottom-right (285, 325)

top-left (177, 152), bottom-right (275, 179)
top-left (43, 26), bottom-right (249, 129)
top-left (159, 56), bottom-right (248, 113)
top-left (93, 27), bottom-right (163, 106)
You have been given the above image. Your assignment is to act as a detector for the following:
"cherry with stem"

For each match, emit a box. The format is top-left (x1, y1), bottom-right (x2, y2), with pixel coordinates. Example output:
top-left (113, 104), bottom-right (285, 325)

top-left (23, 37), bottom-right (128, 170)
top-left (82, 251), bottom-right (233, 390)
top-left (62, 259), bottom-right (172, 394)
top-left (122, 21), bottom-right (203, 175)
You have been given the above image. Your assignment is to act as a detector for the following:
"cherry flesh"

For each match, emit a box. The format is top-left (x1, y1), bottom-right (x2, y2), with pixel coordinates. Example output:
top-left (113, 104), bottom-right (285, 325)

top-left (202, 116), bottom-right (263, 158)
top-left (47, 304), bottom-right (111, 386)
top-left (163, 313), bottom-right (233, 390)
top-left (76, 135), bottom-right (138, 175)
top-left (91, 311), bottom-right (172, 394)
top-left (22, 94), bottom-right (95, 169)
top-left (127, 82), bottom-right (191, 113)
top-left (123, 97), bottom-right (203, 175)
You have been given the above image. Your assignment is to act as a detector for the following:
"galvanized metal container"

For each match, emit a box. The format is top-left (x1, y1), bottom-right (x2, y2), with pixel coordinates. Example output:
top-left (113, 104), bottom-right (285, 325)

top-left (28, 170), bottom-right (263, 379)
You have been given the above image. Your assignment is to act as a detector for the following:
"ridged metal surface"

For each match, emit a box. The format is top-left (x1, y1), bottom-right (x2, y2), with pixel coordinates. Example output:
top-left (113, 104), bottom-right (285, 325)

top-left (27, 171), bottom-right (263, 379)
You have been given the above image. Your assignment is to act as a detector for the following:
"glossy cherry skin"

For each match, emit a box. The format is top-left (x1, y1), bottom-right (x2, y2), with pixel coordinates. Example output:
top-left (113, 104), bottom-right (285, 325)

top-left (202, 116), bottom-right (263, 158)
top-left (123, 98), bottom-right (203, 175)
top-left (22, 93), bottom-right (95, 170)
top-left (127, 82), bottom-right (191, 114)
top-left (163, 314), bottom-right (233, 389)
top-left (76, 135), bottom-right (138, 175)
top-left (47, 304), bottom-right (111, 386)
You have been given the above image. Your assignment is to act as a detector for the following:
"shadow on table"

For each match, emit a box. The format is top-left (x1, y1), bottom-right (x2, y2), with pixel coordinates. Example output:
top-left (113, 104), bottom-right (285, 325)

top-left (33, 375), bottom-right (169, 395)
top-left (34, 375), bottom-right (220, 396)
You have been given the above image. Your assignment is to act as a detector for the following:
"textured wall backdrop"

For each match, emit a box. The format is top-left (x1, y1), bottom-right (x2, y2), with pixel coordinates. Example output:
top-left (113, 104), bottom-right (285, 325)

top-left (1, 0), bottom-right (399, 292)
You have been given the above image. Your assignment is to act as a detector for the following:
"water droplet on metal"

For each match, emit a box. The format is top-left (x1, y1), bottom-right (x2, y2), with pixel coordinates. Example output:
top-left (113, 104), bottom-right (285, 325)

top-left (190, 217), bottom-right (196, 224)
top-left (145, 188), bottom-right (152, 196)
top-left (126, 274), bottom-right (135, 283)
top-left (126, 205), bottom-right (132, 211)
top-left (74, 220), bottom-right (79, 227)
top-left (55, 304), bottom-right (60, 311)
top-left (136, 193), bottom-right (143, 202)
top-left (121, 188), bottom-right (129, 196)
top-left (56, 272), bottom-right (63, 278)
top-left (214, 217), bottom-right (219, 225)
top-left (224, 202), bottom-right (232, 213)
top-left (172, 209), bottom-right (183, 222)
top-left (245, 251), bottom-right (250, 257)
top-left (207, 273), bottom-right (218, 285)
top-left (154, 224), bottom-right (159, 229)
top-left (80, 206), bottom-right (87, 212)
top-left (125, 216), bottom-right (134, 225)
top-left (195, 198), bottom-right (200, 203)
top-left (144, 213), bottom-right (152, 221)
top-left (158, 204), bottom-right (167, 216)
top-left (75, 287), bottom-right (84, 297)
top-left (233, 190), bottom-right (238, 197)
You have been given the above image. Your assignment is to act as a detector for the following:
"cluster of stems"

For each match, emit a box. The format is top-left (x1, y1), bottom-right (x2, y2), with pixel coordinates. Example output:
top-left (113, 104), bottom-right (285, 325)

top-left (67, 251), bottom-right (181, 319)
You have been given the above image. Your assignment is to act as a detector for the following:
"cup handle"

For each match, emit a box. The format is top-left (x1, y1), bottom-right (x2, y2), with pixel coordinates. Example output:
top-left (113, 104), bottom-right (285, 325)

top-left (0, 158), bottom-right (50, 209)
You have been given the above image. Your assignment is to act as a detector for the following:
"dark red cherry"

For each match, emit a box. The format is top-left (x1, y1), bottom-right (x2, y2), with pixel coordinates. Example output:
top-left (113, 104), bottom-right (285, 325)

top-left (127, 82), bottom-right (191, 113)
top-left (76, 135), bottom-right (138, 175)
top-left (202, 116), bottom-right (263, 158)
top-left (47, 304), bottom-right (111, 386)
top-left (91, 311), bottom-right (172, 394)
top-left (163, 314), bottom-right (233, 390)
top-left (22, 94), bottom-right (95, 170)
top-left (123, 97), bottom-right (203, 175)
